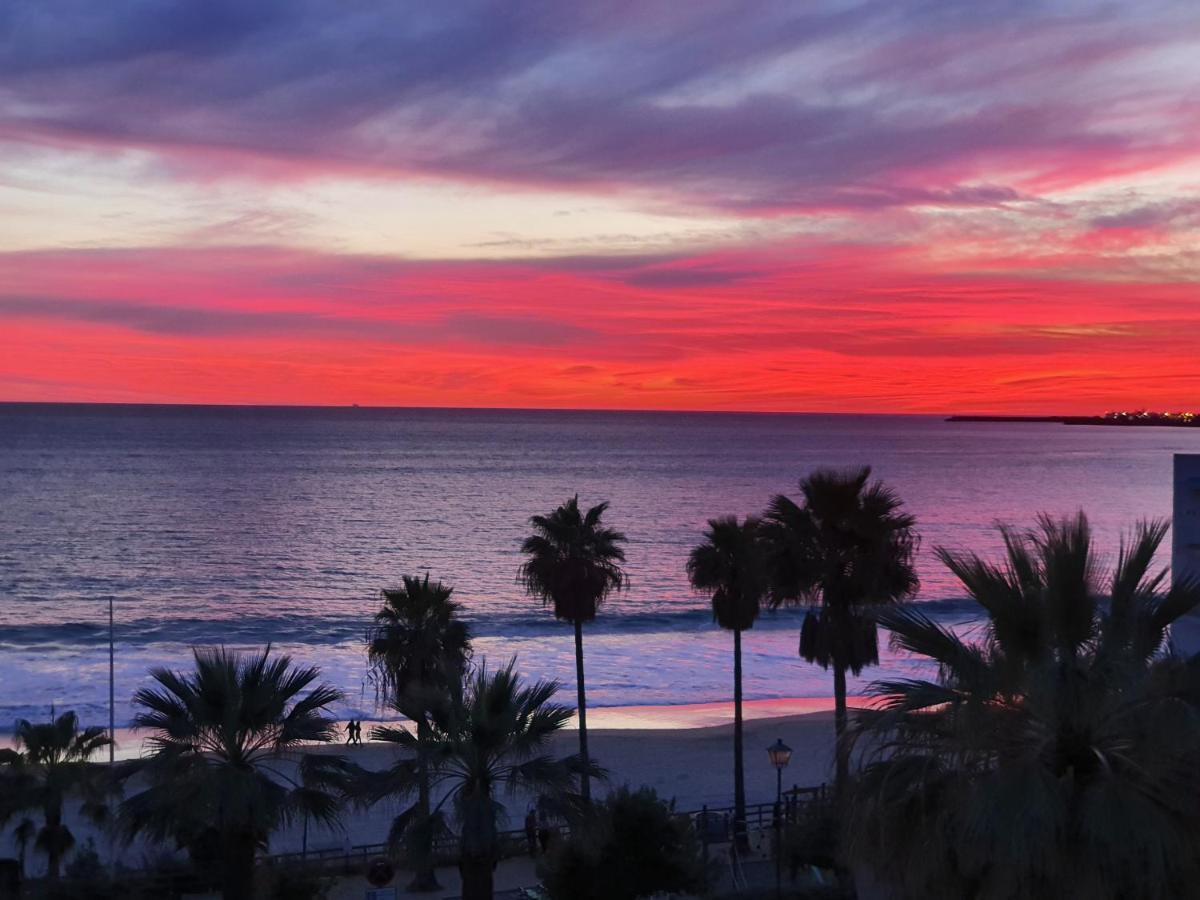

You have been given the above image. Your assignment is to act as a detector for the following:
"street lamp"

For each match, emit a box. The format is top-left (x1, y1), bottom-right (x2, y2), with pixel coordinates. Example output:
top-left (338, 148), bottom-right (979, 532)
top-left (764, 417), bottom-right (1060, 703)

top-left (767, 738), bottom-right (792, 803)
top-left (767, 738), bottom-right (792, 899)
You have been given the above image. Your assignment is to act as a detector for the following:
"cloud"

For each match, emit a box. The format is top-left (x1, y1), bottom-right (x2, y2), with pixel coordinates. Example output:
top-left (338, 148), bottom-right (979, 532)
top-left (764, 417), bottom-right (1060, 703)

top-left (2, 1), bottom-right (1197, 213)
top-left (0, 290), bottom-right (602, 348)
top-left (2, 241), bottom-right (1198, 413)
top-left (1090, 198), bottom-right (1200, 231)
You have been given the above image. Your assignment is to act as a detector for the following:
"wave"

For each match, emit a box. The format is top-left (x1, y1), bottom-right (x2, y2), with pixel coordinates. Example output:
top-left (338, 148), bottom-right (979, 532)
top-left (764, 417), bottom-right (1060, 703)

top-left (0, 599), bottom-right (984, 649)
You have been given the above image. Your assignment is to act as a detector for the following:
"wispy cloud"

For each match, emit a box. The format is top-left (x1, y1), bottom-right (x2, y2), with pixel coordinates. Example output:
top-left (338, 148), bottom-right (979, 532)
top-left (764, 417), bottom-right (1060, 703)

top-left (2, 2), bottom-right (1197, 212)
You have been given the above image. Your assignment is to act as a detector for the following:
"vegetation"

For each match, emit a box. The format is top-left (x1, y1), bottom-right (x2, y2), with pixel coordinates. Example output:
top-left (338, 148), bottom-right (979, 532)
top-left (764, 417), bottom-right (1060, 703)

top-left (848, 514), bottom-right (1200, 899)
top-left (687, 514), bottom-right (765, 846)
top-left (119, 647), bottom-right (352, 900)
top-left (366, 573), bottom-right (472, 891)
top-left (760, 466), bottom-right (919, 791)
top-left (0, 711), bottom-right (112, 881)
top-left (539, 786), bottom-right (708, 900)
top-left (374, 660), bottom-right (592, 900)
top-left (519, 495), bottom-right (627, 804)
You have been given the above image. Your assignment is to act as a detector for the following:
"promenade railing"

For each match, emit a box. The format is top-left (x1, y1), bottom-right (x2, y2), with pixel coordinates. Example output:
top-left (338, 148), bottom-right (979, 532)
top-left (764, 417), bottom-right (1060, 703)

top-left (265, 784), bottom-right (829, 874)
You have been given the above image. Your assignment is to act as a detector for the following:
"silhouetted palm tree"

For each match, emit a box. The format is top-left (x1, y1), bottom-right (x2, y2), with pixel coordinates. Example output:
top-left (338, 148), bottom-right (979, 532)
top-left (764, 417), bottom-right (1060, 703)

top-left (849, 514), bottom-right (1200, 899)
top-left (0, 711), bottom-right (112, 880)
top-left (120, 647), bottom-right (351, 900)
top-left (519, 496), bottom-right (627, 803)
top-left (372, 660), bottom-right (594, 900)
top-left (366, 574), bottom-right (472, 891)
top-left (760, 467), bottom-right (918, 792)
top-left (687, 515), bottom-right (765, 846)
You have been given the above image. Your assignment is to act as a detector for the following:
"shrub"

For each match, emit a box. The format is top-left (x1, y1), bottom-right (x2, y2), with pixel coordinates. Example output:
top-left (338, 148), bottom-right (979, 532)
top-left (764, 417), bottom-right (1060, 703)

top-left (539, 786), bottom-right (708, 900)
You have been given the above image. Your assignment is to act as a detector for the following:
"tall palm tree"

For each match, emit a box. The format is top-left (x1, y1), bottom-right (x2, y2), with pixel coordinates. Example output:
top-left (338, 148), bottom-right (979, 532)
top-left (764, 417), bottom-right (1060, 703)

top-left (371, 660), bottom-right (595, 900)
top-left (0, 711), bottom-right (112, 880)
top-left (760, 466), bottom-right (918, 792)
top-left (366, 573), bottom-right (472, 891)
top-left (120, 647), bottom-right (351, 900)
top-left (519, 496), bottom-right (627, 803)
top-left (848, 514), bottom-right (1200, 899)
top-left (687, 515), bottom-right (765, 847)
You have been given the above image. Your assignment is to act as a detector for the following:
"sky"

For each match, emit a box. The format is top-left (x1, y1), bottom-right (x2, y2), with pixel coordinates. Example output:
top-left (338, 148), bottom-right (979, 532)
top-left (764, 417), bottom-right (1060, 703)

top-left (1, 1), bottom-right (1198, 413)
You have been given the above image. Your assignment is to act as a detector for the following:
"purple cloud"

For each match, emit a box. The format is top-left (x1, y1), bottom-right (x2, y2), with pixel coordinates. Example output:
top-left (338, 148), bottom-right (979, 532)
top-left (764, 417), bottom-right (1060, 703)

top-left (0, 1), bottom-right (1197, 213)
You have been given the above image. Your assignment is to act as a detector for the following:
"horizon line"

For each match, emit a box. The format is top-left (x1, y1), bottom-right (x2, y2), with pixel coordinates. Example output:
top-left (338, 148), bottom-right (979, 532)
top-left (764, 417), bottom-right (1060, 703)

top-left (0, 399), bottom-right (1081, 418)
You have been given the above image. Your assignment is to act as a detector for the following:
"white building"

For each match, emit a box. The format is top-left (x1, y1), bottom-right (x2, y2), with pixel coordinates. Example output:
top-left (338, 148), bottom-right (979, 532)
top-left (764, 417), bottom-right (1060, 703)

top-left (1171, 454), bottom-right (1200, 655)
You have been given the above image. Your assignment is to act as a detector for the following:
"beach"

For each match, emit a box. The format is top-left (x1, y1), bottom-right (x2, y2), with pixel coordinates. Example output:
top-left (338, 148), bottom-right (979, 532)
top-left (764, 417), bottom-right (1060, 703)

top-left (260, 704), bottom-right (841, 858)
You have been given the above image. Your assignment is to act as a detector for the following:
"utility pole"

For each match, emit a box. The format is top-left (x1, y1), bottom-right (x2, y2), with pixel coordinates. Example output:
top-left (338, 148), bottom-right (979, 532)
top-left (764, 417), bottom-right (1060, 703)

top-left (109, 593), bottom-right (115, 764)
top-left (108, 594), bottom-right (117, 879)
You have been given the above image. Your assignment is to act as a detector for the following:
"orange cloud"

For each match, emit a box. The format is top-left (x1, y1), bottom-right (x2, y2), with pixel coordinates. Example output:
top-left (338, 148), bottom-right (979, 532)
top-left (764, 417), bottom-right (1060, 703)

top-left (2, 243), bottom-right (1197, 413)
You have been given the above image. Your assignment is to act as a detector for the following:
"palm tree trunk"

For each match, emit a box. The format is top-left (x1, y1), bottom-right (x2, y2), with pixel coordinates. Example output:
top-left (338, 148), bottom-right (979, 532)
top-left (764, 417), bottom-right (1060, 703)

top-left (46, 833), bottom-right (61, 882)
top-left (222, 829), bottom-right (256, 900)
top-left (733, 627), bottom-right (747, 850)
top-left (45, 812), bottom-right (64, 882)
top-left (409, 716), bottom-right (440, 891)
top-left (574, 619), bottom-right (591, 804)
top-left (833, 658), bottom-right (849, 795)
top-left (459, 855), bottom-right (494, 900)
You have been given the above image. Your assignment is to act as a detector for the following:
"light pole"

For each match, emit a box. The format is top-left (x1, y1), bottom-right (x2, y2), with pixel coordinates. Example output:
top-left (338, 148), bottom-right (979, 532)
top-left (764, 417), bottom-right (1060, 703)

top-left (108, 594), bottom-right (117, 879)
top-left (108, 594), bottom-right (115, 763)
top-left (767, 738), bottom-right (792, 804)
top-left (767, 738), bottom-right (792, 898)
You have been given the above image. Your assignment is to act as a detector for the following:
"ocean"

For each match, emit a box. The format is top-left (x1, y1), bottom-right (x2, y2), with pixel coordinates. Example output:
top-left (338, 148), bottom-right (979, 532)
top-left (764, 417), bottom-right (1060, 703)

top-left (2, 403), bottom-right (1197, 729)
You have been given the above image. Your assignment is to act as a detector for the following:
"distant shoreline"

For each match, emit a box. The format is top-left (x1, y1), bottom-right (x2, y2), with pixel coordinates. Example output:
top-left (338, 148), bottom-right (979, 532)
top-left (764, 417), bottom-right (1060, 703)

top-left (948, 414), bottom-right (1200, 428)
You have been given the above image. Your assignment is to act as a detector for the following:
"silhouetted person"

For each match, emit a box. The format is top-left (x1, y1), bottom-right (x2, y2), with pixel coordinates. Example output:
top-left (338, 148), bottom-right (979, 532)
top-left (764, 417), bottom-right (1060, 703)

top-left (524, 808), bottom-right (538, 857)
top-left (537, 810), bottom-right (552, 854)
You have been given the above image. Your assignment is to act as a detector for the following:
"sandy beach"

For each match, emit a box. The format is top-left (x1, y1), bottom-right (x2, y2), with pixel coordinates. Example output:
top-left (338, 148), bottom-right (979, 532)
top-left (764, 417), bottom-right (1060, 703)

top-left (277, 703), bottom-right (841, 857)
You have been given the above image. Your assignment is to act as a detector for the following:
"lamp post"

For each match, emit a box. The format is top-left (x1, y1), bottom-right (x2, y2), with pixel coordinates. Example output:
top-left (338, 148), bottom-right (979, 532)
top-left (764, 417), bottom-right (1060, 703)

top-left (108, 595), bottom-right (116, 879)
top-left (767, 738), bottom-right (792, 804)
top-left (767, 738), bottom-right (792, 899)
top-left (108, 594), bottom-right (115, 764)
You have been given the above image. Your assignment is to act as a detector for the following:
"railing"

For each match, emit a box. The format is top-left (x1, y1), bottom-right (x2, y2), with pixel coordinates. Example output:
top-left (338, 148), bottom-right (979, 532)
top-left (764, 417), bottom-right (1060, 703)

top-left (691, 784), bottom-right (827, 842)
top-left (265, 785), bottom-right (828, 874)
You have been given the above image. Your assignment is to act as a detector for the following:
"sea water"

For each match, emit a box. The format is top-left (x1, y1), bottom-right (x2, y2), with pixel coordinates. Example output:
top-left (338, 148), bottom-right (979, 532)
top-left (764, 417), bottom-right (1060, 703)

top-left (2, 403), bottom-right (1197, 728)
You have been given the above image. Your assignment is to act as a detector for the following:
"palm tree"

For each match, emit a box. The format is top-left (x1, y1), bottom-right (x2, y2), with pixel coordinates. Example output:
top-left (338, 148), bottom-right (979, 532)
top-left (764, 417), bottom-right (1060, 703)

top-left (848, 514), bottom-right (1200, 899)
top-left (760, 467), bottom-right (918, 793)
top-left (0, 711), bottom-right (112, 880)
top-left (366, 573), bottom-right (472, 891)
top-left (519, 495), bottom-right (627, 803)
top-left (371, 660), bottom-right (595, 900)
top-left (120, 647), bottom-right (351, 900)
top-left (687, 515), bottom-right (765, 847)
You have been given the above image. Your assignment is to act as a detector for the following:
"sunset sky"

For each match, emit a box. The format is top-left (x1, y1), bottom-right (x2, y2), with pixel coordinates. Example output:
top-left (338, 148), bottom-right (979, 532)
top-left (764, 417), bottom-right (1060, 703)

top-left (2, 1), bottom-right (1198, 413)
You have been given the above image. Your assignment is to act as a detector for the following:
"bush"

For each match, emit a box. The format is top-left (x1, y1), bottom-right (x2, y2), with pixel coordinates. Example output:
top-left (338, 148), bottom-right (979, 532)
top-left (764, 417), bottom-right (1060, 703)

top-left (259, 862), bottom-right (333, 900)
top-left (63, 840), bottom-right (103, 882)
top-left (714, 889), bottom-right (849, 900)
top-left (539, 786), bottom-right (709, 900)
top-left (783, 804), bottom-right (839, 873)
